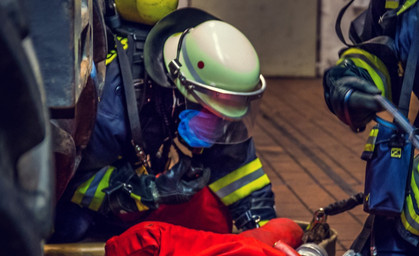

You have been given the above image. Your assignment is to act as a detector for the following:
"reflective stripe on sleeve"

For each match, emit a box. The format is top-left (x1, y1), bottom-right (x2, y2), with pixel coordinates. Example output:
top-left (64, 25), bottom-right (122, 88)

top-left (338, 48), bottom-right (392, 101)
top-left (71, 166), bottom-right (115, 211)
top-left (209, 158), bottom-right (271, 206)
top-left (401, 158), bottom-right (419, 235)
top-left (401, 195), bottom-right (419, 236)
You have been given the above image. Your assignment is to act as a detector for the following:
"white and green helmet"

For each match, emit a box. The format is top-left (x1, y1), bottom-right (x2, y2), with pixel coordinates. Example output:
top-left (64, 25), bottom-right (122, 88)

top-left (144, 8), bottom-right (265, 145)
top-left (144, 8), bottom-right (265, 120)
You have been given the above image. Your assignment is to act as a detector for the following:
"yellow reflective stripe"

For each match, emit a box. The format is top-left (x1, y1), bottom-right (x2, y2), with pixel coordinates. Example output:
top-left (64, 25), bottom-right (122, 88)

top-left (401, 195), bottom-right (419, 235)
top-left (385, 0), bottom-right (400, 9)
top-left (71, 166), bottom-right (115, 211)
top-left (364, 128), bottom-right (379, 152)
top-left (397, 0), bottom-right (418, 15)
top-left (370, 127), bottom-right (379, 137)
top-left (349, 58), bottom-right (387, 98)
top-left (219, 174), bottom-right (271, 206)
top-left (130, 193), bottom-right (150, 212)
top-left (209, 158), bottom-right (263, 192)
top-left (259, 220), bottom-right (269, 227)
top-left (88, 167), bottom-right (114, 211)
top-left (119, 37), bottom-right (128, 48)
top-left (338, 48), bottom-right (392, 100)
top-left (401, 160), bottom-right (419, 235)
top-left (410, 163), bottom-right (419, 206)
top-left (106, 50), bottom-right (117, 65)
top-left (71, 175), bottom-right (95, 205)
top-left (401, 210), bottom-right (418, 235)
top-left (409, 158), bottom-right (419, 197)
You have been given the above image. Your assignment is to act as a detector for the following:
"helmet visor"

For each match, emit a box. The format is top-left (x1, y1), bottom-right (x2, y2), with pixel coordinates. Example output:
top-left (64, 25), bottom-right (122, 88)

top-left (179, 74), bottom-right (265, 120)
top-left (177, 100), bottom-right (261, 148)
top-left (169, 58), bottom-right (265, 120)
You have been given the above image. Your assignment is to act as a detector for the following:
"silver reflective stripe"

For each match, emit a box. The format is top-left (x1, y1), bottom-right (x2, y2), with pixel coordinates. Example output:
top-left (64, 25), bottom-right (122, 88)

top-left (81, 167), bottom-right (108, 207)
top-left (404, 202), bottom-right (419, 232)
top-left (214, 168), bottom-right (264, 199)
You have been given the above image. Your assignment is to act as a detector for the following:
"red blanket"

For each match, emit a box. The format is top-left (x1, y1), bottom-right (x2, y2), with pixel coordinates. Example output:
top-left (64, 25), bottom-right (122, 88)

top-left (106, 218), bottom-right (303, 256)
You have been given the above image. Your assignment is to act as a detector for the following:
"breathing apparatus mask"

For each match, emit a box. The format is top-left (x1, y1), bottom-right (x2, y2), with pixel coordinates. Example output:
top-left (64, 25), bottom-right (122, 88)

top-left (176, 103), bottom-right (260, 148)
top-left (144, 8), bottom-right (266, 148)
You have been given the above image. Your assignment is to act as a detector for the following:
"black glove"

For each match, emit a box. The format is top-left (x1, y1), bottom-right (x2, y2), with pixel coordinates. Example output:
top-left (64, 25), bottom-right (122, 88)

top-left (103, 156), bottom-right (210, 215)
top-left (155, 155), bottom-right (210, 204)
top-left (323, 59), bottom-right (384, 132)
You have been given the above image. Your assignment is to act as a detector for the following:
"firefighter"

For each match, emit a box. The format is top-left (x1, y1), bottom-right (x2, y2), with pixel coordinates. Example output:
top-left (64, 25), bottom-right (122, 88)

top-left (49, 5), bottom-right (277, 243)
top-left (323, 0), bottom-right (419, 255)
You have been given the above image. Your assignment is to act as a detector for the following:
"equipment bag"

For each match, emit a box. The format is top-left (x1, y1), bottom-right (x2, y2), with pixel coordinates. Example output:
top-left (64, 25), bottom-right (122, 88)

top-left (360, 1), bottom-right (419, 217)
top-left (361, 116), bottom-right (414, 216)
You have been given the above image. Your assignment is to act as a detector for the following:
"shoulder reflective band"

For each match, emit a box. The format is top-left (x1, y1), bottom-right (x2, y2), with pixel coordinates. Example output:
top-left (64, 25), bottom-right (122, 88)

top-left (401, 158), bottom-right (419, 235)
top-left (338, 48), bottom-right (392, 101)
top-left (209, 158), bottom-right (271, 206)
top-left (71, 166), bottom-right (115, 211)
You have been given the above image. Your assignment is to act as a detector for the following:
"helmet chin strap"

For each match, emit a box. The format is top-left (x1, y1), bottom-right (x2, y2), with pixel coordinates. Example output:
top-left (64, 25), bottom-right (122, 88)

top-left (167, 27), bottom-right (214, 115)
top-left (168, 28), bottom-right (191, 81)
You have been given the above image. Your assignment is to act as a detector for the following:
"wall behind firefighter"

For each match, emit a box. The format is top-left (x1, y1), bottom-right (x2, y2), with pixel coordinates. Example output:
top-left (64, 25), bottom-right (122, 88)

top-left (180, 0), bottom-right (368, 77)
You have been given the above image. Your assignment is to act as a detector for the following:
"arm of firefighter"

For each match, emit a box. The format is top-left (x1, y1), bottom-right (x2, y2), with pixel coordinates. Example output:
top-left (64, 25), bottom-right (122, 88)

top-left (71, 164), bottom-right (157, 214)
top-left (204, 139), bottom-right (276, 231)
top-left (323, 47), bottom-right (390, 132)
top-left (71, 157), bottom-right (210, 215)
top-left (240, 218), bottom-right (304, 249)
top-left (227, 184), bottom-right (277, 230)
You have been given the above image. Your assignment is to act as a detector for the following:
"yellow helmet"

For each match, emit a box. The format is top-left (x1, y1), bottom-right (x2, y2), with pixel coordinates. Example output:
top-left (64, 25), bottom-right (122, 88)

top-left (115, 0), bottom-right (179, 25)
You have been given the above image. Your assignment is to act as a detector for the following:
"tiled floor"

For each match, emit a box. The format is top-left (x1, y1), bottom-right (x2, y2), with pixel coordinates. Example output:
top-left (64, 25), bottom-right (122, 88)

top-left (254, 77), bottom-right (372, 256)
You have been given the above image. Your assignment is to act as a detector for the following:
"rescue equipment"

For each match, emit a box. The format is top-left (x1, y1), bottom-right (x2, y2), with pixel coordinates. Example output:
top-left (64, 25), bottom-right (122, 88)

top-left (303, 193), bottom-right (364, 256)
top-left (361, 116), bottom-right (413, 216)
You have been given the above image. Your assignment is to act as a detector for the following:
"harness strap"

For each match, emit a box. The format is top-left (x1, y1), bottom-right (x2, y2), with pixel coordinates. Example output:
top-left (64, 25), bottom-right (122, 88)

top-left (350, 214), bottom-right (375, 253)
top-left (115, 36), bottom-right (148, 169)
top-left (335, 0), bottom-right (356, 47)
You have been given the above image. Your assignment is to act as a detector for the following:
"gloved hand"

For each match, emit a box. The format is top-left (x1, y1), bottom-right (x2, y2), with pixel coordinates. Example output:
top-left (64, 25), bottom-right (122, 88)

top-left (104, 156), bottom-right (211, 215)
top-left (154, 155), bottom-right (211, 205)
top-left (323, 59), bottom-right (384, 132)
top-left (239, 218), bottom-right (304, 249)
